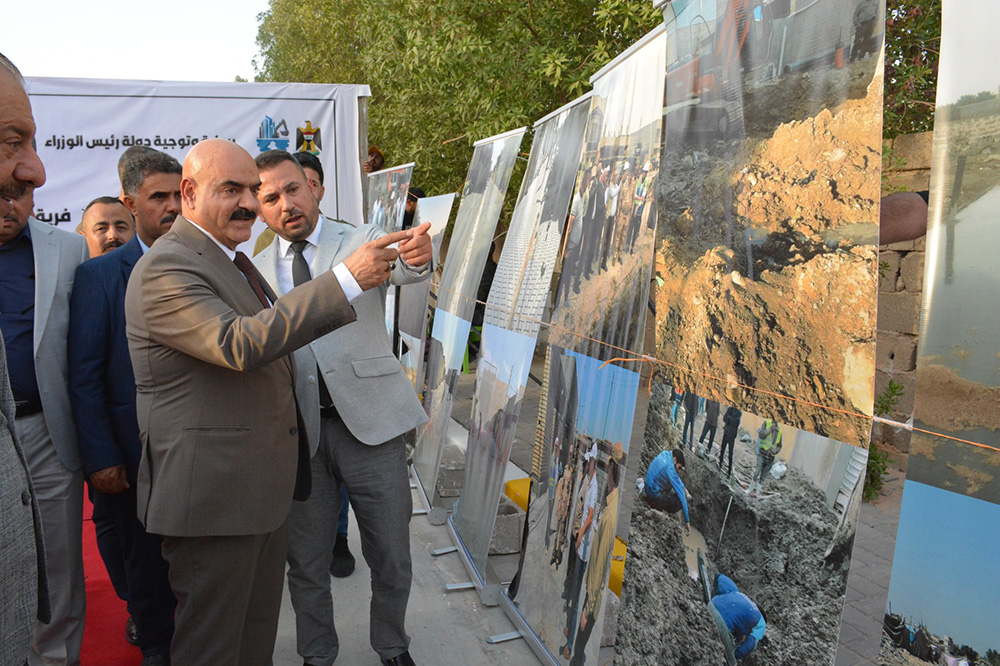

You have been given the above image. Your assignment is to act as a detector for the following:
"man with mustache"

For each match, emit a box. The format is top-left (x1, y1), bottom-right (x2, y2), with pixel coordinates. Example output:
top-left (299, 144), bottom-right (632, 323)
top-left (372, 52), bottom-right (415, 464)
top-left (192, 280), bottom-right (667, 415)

top-left (0, 51), bottom-right (50, 665)
top-left (78, 196), bottom-right (135, 257)
top-left (0, 172), bottom-right (90, 665)
top-left (67, 146), bottom-right (183, 665)
top-left (124, 138), bottom-right (416, 665)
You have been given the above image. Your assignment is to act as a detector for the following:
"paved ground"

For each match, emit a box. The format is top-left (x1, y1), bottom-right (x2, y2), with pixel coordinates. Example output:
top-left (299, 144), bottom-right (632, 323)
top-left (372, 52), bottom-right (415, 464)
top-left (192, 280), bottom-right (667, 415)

top-left (834, 458), bottom-right (906, 666)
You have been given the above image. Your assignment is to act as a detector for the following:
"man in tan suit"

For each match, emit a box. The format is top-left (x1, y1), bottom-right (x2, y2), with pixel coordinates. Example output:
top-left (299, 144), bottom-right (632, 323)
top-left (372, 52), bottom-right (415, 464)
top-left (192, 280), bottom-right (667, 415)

top-left (124, 139), bottom-right (419, 666)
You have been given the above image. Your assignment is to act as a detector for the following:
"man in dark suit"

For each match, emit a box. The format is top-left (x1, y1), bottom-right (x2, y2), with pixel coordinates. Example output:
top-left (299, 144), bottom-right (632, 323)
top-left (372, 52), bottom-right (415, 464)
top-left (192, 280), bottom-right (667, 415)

top-left (0, 51), bottom-right (50, 664)
top-left (68, 148), bottom-right (182, 665)
top-left (125, 139), bottom-right (417, 665)
top-left (254, 150), bottom-right (431, 666)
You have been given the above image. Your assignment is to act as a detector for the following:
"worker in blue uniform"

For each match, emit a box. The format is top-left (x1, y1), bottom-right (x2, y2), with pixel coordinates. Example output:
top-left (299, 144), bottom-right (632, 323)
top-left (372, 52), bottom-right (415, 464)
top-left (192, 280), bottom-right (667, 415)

top-left (642, 448), bottom-right (690, 534)
top-left (710, 574), bottom-right (767, 659)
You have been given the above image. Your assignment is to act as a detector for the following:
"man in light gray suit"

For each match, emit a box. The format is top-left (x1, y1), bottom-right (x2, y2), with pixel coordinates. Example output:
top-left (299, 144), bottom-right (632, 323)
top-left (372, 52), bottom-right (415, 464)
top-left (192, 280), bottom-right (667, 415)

top-left (0, 188), bottom-right (89, 666)
top-left (254, 150), bottom-right (431, 666)
top-left (0, 50), bottom-right (50, 665)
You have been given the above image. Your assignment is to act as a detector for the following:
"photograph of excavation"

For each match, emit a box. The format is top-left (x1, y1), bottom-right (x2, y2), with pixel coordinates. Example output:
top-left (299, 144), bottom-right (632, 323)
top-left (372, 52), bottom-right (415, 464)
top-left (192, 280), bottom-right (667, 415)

top-left (615, 382), bottom-right (866, 665)
top-left (653, 0), bottom-right (883, 447)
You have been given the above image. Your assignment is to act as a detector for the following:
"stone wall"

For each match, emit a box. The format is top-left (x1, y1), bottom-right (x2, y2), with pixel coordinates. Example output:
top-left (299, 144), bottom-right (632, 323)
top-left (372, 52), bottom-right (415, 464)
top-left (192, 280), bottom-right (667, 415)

top-left (872, 131), bottom-right (932, 452)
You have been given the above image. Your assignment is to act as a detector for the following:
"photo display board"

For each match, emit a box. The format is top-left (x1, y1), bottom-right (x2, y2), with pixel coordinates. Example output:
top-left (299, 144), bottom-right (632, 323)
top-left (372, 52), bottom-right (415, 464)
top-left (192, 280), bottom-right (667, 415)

top-left (614, 1), bottom-right (884, 664)
top-left (881, 3), bottom-right (1000, 663)
top-left (398, 193), bottom-right (455, 392)
top-left (411, 128), bottom-right (526, 508)
top-left (505, 26), bottom-right (666, 666)
top-left (451, 94), bottom-right (592, 578)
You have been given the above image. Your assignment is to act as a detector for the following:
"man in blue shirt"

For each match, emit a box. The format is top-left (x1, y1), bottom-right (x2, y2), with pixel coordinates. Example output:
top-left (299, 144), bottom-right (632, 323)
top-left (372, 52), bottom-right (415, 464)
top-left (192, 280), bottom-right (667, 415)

top-left (710, 574), bottom-right (767, 659)
top-left (643, 448), bottom-right (690, 534)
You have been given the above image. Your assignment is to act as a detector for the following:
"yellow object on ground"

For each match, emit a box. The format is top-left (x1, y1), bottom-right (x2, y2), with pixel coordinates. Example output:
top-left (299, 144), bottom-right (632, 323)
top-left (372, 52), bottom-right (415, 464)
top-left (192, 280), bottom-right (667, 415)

top-left (504, 477), bottom-right (530, 512)
top-left (609, 537), bottom-right (627, 596)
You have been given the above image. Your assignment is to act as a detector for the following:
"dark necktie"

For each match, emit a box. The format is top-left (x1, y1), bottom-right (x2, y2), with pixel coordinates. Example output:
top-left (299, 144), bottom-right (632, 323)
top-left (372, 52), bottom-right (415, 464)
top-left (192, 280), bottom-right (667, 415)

top-left (288, 240), bottom-right (335, 410)
top-left (290, 240), bottom-right (312, 287)
top-left (233, 251), bottom-right (270, 309)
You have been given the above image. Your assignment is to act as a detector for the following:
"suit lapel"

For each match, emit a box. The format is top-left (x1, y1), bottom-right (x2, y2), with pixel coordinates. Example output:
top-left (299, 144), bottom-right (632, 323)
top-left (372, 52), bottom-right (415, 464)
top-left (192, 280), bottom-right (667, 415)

top-left (30, 219), bottom-right (59, 356)
top-left (120, 236), bottom-right (143, 284)
top-left (173, 218), bottom-right (263, 315)
top-left (254, 242), bottom-right (283, 298)
top-left (314, 215), bottom-right (347, 274)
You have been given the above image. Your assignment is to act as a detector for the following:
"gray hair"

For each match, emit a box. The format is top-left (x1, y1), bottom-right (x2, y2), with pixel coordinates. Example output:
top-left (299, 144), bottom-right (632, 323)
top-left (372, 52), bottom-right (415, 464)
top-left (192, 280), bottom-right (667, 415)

top-left (119, 147), bottom-right (181, 197)
top-left (0, 52), bottom-right (26, 89)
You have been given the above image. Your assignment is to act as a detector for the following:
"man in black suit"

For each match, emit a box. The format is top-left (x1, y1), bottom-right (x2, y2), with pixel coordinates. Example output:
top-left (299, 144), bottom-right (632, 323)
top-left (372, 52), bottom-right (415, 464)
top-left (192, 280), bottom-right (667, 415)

top-left (68, 148), bottom-right (182, 665)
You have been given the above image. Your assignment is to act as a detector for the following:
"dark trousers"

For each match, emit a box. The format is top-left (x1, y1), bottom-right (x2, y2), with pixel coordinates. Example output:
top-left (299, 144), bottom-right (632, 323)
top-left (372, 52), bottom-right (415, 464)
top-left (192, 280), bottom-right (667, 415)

top-left (162, 523), bottom-right (288, 666)
top-left (103, 485), bottom-right (175, 656)
top-left (719, 430), bottom-right (737, 479)
top-left (699, 422), bottom-right (718, 452)
top-left (90, 487), bottom-right (128, 601)
top-left (682, 410), bottom-right (696, 449)
top-left (569, 600), bottom-right (598, 666)
top-left (645, 486), bottom-right (682, 515)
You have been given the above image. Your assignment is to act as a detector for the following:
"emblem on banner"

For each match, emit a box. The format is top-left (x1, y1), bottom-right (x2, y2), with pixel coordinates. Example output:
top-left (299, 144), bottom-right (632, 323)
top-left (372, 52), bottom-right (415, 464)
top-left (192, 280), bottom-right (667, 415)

top-left (296, 121), bottom-right (322, 155)
top-left (256, 115), bottom-right (290, 152)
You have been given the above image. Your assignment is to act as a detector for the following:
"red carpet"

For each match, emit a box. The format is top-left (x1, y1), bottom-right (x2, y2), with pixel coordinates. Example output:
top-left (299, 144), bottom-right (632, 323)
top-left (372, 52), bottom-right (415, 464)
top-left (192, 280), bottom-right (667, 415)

top-left (80, 492), bottom-right (143, 665)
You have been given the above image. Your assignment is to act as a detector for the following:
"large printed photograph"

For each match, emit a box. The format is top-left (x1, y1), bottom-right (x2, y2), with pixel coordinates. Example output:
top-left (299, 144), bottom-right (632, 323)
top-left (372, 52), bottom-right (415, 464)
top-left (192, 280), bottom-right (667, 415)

top-left (514, 347), bottom-right (641, 665)
top-left (904, 2), bottom-right (1000, 501)
top-left (412, 130), bottom-right (524, 506)
top-left (616, 382), bottom-right (866, 665)
top-left (452, 97), bottom-right (591, 575)
top-left (652, 0), bottom-right (884, 447)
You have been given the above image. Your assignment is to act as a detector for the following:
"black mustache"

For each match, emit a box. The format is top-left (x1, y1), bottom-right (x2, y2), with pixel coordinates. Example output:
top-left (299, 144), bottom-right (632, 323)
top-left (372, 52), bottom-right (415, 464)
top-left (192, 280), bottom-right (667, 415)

top-left (102, 240), bottom-right (125, 251)
top-left (229, 208), bottom-right (256, 221)
top-left (0, 180), bottom-right (27, 202)
top-left (160, 213), bottom-right (178, 225)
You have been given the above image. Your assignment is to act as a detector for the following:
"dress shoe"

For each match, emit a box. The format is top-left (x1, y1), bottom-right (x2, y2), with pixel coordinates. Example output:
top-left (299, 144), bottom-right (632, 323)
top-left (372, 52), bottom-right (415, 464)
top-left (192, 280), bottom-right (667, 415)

top-left (380, 651), bottom-right (416, 666)
top-left (141, 655), bottom-right (170, 666)
top-left (126, 616), bottom-right (139, 645)
top-left (329, 532), bottom-right (356, 578)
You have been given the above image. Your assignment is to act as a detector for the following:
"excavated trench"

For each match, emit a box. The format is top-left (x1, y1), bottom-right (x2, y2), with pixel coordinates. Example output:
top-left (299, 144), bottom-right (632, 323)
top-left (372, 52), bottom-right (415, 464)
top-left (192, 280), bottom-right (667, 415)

top-left (615, 386), bottom-right (854, 665)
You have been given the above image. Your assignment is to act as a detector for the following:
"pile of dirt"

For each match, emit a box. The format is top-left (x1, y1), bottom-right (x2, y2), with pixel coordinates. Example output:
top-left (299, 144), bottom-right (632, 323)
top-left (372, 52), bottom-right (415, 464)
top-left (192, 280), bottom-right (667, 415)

top-left (652, 59), bottom-right (882, 447)
top-left (879, 634), bottom-right (933, 666)
top-left (616, 390), bottom-right (854, 665)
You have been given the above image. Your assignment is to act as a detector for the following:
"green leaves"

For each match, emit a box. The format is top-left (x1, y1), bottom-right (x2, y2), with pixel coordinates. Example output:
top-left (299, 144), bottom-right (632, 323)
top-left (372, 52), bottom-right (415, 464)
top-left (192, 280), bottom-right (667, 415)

top-left (883, 0), bottom-right (940, 138)
top-left (253, 0), bottom-right (661, 215)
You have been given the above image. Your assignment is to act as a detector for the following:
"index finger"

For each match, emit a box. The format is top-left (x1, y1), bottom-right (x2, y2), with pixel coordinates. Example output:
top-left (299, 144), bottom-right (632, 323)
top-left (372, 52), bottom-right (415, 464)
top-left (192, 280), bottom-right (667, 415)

top-left (371, 229), bottom-right (412, 248)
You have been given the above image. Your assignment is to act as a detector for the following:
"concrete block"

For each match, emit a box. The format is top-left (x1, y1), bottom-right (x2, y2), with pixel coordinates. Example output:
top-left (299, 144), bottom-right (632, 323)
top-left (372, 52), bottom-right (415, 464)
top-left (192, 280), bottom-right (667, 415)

top-left (899, 252), bottom-right (925, 292)
top-left (877, 292), bottom-right (920, 335)
top-left (882, 240), bottom-right (914, 252)
top-left (878, 251), bottom-right (900, 293)
top-left (889, 131), bottom-right (934, 170)
top-left (435, 443), bottom-right (466, 498)
top-left (875, 331), bottom-right (917, 373)
top-left (913, 235), bottom-right (926, 251)
top-left (489, 494), bottom-right (525, 555)
top-left (601, 590), bottom-right (620, 647)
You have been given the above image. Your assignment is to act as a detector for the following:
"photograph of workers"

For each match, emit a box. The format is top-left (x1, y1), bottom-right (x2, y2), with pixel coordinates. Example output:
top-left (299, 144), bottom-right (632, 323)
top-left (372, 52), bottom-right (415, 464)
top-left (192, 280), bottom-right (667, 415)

top-left (365, 162), bottom-right (414, 231)
top-left (412, 128), bottom-right (525, 508)
top-left (548, 27), bottom-right (666, 363)
top-left (902, 0), bottom-right (1000, 501)
top-left (397, 193), bottom-right (454, 391)
top-left (451, 96), bottom-right (591, 575)
top-left (615, 383), bottom-right (866, 665)
top-left (879, 473), bottom-right (1000, 666)
top-left (510, 346), bottom-right (641, 666)
top-left (652, 0), bottom-right (885, 447)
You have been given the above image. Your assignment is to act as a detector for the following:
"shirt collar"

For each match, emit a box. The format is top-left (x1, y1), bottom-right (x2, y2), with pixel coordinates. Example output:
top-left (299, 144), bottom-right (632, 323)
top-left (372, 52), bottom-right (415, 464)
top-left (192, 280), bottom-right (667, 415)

top-left (276, 215), bottom-right (324, 258)
top-left (137, 235), bottom-right (151, 255)
top-left (186, 217), bottom-right (237, 260)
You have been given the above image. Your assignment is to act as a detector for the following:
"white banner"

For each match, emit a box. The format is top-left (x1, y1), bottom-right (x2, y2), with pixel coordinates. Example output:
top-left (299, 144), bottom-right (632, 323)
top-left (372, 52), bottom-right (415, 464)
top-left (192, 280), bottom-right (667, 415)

top-left (25, 77), bottom-right (370, 251)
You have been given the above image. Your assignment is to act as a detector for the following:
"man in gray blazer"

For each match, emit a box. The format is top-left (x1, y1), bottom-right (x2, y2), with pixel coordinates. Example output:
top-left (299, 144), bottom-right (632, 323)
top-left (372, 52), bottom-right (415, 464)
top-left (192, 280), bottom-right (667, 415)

top-left (0, 190), bottom-right (90, 666)
top-left (254, 150), bottom-right (431, 666)
top-left (0, 51), bottom-right (51, 665)
top-left (125, 139), bottom-right (418, 665)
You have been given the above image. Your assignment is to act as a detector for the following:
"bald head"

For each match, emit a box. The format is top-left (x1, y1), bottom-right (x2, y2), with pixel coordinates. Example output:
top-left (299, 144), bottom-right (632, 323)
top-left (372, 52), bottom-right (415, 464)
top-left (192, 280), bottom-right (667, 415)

top-left (180, 139), bottom-right (260, 250)
top-left (1, 54), bottom-right (46, 221)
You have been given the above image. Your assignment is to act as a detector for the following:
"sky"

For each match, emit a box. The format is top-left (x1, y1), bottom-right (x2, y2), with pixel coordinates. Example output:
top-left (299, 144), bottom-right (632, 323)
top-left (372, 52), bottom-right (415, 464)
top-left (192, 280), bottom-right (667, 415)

top-left (3, 0), bottom-right (271, 83)
top-left (936, 1), bottom-right (1000, 105)
top-left (566, 350), bottom-right (641, 445)
top-left (886, 480), bottom-right (1000, 654)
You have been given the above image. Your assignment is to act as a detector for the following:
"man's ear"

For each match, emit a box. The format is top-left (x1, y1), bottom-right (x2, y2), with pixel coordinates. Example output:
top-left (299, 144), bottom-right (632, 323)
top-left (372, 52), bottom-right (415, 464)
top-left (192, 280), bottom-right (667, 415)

top-left (181, 177), bottom-right (197, 209)
top-left (122, 194), bottom-right (138, 216)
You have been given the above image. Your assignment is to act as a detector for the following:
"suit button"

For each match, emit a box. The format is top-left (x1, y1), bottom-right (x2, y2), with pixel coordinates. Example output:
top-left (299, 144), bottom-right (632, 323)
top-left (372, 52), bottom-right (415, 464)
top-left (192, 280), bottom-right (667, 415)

top-left (290, 426), bottom-right (298, 436)
top-left (307, 376), bottom-right (316, 384)
top-left (21, 489), bottom-right (31, 505)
